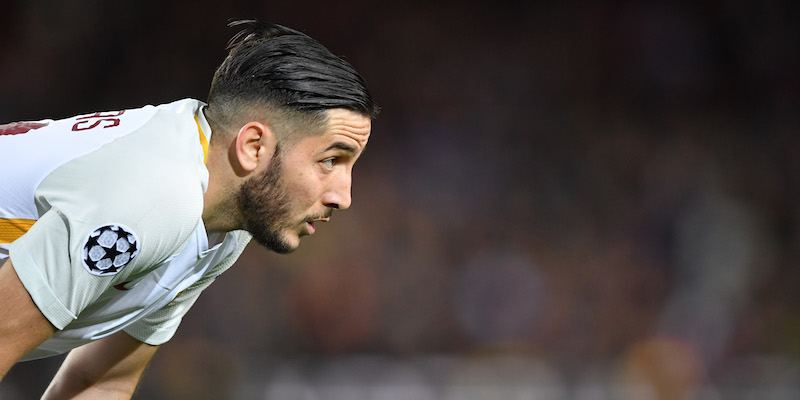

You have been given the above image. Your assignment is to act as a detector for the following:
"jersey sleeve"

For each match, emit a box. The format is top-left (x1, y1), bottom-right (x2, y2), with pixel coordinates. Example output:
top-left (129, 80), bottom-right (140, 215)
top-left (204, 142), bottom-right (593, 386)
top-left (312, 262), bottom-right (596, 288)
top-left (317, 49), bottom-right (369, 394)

top-left (9, 175), bottom-right (203, 330)
top-left (124, 232), bottom-right (251, 345)
top-left (9, 208), bottom-right (82, 327)
top-left (8, 106), bottom-right (207, 330)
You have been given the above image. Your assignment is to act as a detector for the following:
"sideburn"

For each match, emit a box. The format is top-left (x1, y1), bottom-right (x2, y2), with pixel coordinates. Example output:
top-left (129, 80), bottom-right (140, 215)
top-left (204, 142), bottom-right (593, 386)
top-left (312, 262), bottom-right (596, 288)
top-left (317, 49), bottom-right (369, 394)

top-left (236, 145), bottom-right (295, 253)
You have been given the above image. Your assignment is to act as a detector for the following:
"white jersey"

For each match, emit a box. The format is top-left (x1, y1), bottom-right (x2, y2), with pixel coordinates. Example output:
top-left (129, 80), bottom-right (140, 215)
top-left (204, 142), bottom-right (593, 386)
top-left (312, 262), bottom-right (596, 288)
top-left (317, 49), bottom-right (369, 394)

top-left (0, 99), bottom-right (251, 360)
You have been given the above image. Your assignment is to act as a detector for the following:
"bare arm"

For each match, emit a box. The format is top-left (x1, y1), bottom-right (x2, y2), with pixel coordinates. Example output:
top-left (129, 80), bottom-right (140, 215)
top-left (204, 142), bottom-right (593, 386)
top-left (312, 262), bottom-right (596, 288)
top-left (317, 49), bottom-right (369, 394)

top-left (0, 258), bottom-right (57, 380)
top-left (0, 259), bottom-right (157, 397)
top-left (42, 331), bottom-right (159, 399)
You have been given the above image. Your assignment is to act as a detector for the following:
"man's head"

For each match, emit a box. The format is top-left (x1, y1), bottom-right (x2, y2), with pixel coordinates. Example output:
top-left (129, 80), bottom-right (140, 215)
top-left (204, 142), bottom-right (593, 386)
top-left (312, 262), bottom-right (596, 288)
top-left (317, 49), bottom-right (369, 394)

top-left (204, 20), bottom-right (378, 253)
top-left (206, 19), bottom-right (378, 145)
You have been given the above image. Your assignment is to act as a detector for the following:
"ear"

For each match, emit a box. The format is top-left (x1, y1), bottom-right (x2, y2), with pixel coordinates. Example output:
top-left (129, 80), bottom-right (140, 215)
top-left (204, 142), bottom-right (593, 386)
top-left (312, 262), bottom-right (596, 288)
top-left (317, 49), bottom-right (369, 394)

top-left (234, 121), bottom-right (277, 173)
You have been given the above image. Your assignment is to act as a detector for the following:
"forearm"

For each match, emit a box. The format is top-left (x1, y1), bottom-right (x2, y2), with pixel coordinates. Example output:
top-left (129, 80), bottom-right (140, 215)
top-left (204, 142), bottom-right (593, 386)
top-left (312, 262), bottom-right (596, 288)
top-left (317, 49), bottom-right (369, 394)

top-left (0, 259), bottom-right (57, 381)
top-left (42, 332), bottom-right (157, 400)
top-left (43, 375), bottom-right (141, 400)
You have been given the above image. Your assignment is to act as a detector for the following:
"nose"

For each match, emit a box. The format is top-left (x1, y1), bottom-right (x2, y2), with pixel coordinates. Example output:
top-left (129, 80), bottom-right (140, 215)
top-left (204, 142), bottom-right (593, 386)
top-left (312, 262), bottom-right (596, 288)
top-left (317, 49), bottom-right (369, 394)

top-left (322, 171), bottom-right (352, 210)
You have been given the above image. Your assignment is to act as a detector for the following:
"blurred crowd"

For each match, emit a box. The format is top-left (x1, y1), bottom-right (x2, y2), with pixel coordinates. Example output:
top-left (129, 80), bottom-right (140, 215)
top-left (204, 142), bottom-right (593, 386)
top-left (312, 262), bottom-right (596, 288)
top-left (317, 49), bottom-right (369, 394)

top-left (1, 1), bottom-right (799, 399)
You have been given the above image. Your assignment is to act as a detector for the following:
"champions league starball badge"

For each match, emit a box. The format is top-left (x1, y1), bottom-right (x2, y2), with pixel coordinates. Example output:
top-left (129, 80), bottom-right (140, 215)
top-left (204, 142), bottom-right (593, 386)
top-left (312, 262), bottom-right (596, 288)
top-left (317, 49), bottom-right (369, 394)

top-left (82, 224), bottom-right (139, 276)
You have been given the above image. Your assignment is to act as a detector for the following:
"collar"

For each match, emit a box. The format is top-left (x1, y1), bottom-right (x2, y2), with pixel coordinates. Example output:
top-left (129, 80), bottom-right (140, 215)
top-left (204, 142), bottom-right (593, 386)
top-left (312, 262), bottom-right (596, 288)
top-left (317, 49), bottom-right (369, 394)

top-left (195, 106), bottom-right (212, 165)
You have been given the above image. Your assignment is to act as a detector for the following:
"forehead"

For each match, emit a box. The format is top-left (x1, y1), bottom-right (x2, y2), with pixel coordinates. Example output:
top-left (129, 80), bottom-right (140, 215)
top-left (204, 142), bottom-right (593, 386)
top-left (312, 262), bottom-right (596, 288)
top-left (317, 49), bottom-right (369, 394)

top-left (321, 108), bottom-right (371, 150)
top-left (283, 108), bottom-right (371, 162)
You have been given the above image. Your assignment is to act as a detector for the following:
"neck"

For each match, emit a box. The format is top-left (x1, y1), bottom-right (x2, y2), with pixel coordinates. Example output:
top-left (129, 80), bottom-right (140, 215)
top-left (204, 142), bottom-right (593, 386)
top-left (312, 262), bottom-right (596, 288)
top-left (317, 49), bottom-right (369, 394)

top-left (202, 136), bottom-right (243, 233)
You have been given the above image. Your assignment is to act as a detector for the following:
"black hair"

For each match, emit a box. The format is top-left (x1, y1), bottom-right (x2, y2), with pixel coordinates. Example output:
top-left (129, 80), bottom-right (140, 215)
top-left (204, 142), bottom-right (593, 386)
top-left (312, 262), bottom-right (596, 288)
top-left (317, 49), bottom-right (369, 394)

top-left (207, 19), bottom-right (378, 132)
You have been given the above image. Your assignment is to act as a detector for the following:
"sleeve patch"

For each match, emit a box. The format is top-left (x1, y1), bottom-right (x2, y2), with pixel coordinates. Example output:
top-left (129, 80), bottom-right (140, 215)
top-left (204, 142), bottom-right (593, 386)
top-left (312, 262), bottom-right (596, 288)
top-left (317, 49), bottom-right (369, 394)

top-left (82, 224), bottom-right (139, 276)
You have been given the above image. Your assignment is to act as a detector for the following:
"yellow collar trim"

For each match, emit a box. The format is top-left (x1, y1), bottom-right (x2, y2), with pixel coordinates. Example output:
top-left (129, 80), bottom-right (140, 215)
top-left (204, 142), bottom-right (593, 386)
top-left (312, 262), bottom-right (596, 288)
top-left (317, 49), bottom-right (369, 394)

top-left (195, 115), bottom-right (209, 165)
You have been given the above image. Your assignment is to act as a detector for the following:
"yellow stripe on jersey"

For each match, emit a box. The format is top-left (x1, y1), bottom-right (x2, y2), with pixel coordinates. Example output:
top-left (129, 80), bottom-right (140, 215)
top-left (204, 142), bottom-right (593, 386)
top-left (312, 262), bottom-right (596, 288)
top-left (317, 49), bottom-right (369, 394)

top-left (195, 115), bottom-right (209, 165)
top-left (0, 218), bottom-right (36, 243)
top-left (170, 286), bottom-right (191, 304)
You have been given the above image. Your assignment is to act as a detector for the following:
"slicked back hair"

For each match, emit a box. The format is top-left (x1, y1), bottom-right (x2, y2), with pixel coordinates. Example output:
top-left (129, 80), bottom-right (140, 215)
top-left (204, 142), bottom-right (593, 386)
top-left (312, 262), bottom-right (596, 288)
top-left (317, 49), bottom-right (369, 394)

top-left (207, 19), bottom-right (379, 143)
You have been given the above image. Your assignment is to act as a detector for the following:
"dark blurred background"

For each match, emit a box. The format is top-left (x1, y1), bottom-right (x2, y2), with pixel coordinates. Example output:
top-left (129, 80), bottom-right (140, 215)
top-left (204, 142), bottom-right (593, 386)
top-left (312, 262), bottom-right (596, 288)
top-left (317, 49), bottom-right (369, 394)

top-left (2, 1), bottom-right (799, 399)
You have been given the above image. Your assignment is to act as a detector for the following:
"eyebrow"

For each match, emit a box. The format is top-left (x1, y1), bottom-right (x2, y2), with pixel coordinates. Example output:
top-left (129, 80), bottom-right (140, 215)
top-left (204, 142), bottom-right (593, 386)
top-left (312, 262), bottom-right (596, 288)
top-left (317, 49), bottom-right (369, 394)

top-left (325, 142), bottom-right (359, 155)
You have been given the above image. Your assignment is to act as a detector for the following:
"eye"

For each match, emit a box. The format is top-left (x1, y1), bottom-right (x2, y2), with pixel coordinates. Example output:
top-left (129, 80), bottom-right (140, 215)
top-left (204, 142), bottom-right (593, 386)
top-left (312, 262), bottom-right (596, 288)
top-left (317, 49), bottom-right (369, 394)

top-left (320, 158), bottom-right (336, 170)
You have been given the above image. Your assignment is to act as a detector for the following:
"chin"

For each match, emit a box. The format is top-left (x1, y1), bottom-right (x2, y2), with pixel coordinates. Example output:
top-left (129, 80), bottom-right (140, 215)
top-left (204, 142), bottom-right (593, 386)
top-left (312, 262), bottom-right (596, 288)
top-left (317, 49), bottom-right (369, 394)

top-left (251, 230), bottom-right (299, 254)
top-left (280, 238), bottom-right (301, 254)
top-left (272, 244), bottom-right (297, 255)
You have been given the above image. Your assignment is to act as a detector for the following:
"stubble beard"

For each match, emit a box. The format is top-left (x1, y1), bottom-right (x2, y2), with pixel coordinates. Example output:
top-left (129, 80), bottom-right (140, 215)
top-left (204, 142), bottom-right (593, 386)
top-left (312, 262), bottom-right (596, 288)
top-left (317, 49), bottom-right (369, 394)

top-left (236, 150), bottom-right (296, 254)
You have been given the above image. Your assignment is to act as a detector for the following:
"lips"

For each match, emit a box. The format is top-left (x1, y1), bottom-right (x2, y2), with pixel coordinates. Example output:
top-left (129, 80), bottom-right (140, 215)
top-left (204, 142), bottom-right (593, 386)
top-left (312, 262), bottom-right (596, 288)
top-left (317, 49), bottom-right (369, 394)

top-left (304, 212), bottom-right (331, 236)
top-left (306, 221), bottom-right (316, 235)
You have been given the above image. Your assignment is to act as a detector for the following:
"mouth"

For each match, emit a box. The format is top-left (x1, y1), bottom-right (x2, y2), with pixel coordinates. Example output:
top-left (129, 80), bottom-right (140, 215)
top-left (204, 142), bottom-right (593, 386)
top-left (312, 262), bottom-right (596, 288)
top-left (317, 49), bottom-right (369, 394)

top-left (305, 221), bottom-right (316, 235)
top-left (303, 210), bottom-right (333, 236)
top-left (304, 217), bottom-right (330, 235)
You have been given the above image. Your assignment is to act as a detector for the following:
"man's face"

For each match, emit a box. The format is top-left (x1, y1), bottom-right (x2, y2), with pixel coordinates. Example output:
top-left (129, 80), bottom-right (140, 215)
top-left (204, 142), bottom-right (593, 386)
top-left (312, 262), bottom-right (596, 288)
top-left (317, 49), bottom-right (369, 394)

top-left (236, 108), bottom-right (371, 253)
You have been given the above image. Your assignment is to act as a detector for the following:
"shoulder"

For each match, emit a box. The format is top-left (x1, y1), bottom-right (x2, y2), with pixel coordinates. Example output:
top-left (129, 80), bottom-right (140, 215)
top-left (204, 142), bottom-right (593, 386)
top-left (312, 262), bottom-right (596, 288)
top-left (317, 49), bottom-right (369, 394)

top-left (0, 99), bottom-right (207, 189)
top-left (34, 99), bottom-right (210, 266)
top-left (38, 100), bottom-right (207, 205)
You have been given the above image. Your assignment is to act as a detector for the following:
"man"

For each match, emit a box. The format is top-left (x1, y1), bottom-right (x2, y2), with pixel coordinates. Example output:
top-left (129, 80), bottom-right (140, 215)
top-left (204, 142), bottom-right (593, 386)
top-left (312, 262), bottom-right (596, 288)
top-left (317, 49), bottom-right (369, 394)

top-left (0, 19), bottom-right (378, 397)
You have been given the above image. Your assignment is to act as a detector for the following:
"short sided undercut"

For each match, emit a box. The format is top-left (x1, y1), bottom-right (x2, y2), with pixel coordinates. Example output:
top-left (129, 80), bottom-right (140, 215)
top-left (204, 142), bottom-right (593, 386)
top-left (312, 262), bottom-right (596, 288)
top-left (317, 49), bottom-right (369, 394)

top-left (206, 19), bottom-right (379, 142)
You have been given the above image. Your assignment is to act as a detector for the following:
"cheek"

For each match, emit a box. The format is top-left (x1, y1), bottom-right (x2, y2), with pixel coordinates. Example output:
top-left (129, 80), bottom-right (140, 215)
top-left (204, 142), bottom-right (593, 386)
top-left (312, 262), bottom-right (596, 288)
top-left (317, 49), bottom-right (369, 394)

top-left (285, 170), bottom-right (324, 208)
